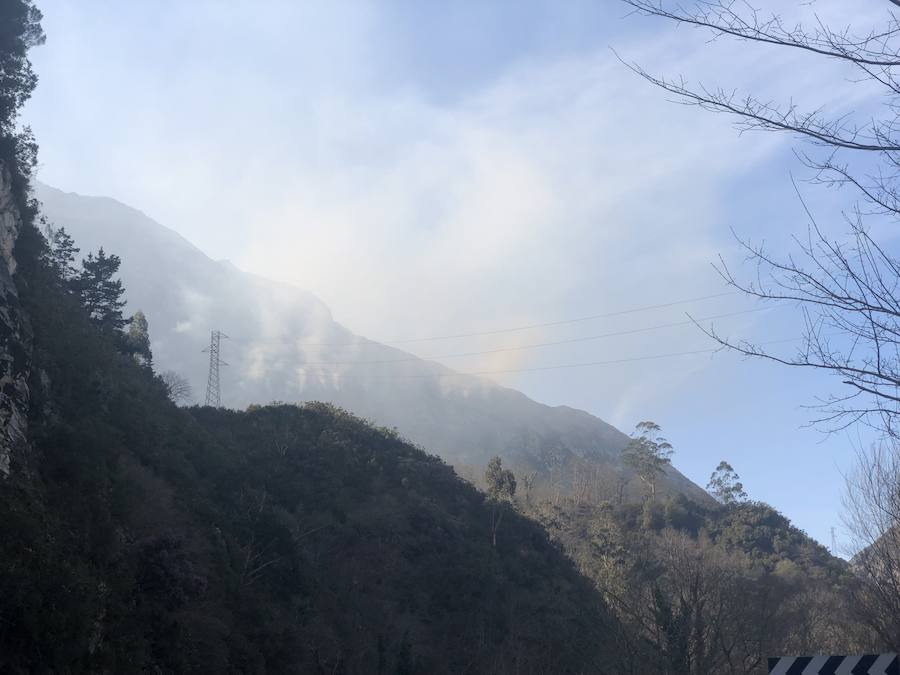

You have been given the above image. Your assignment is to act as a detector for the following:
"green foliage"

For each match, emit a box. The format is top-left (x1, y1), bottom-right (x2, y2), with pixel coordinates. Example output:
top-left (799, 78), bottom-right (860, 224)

top-left (43, 223), bottom-right (79, 283)
top-left (484, 455), bottom-right (517, 548)
top-left (707, 460), bottom-right (748, 506)
top-left (0, 0), bottom-right (43, 135)
top-left (663, 494), bottom-right (704, 533)
top-left (485, 455), bottom-right (516, 503)
top-left (620, 421), bottom-right (673, 500)
top-left (641, 500), bottom-right (665, 531)
top-left (0, 0), bottom-right (42, 224)
top-left (76, 247), bottom-right (127, 331)
top-left (525, 491), bottom-right (874, 672)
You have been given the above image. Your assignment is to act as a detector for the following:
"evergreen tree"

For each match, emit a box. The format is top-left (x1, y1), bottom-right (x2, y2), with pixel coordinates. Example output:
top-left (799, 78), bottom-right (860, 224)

top-left (707, 461), bottom-right (747, 506)
top-left (77, 247), bottom-right (127, 331)
top-left (0, 0), bottom-right (43, 218)
top-left (485, 456), bottom-right (517, 503)
top-left (621, 421), bottom-right (673, 501)
top-left (44, 223), bottom-right (79, 284)
top-left (484, 456), bottom-right (516, 547)
top-left (0, 0), bottom-right (44, 135)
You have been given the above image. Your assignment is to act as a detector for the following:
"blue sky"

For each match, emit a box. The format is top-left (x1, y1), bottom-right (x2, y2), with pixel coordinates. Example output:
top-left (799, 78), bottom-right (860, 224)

top-left (22, 0), bottom-right (899, 551)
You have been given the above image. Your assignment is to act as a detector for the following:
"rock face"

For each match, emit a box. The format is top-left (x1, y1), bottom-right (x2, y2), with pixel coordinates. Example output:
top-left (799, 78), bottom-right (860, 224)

top-left (0, 164), bottom-right (30, 476)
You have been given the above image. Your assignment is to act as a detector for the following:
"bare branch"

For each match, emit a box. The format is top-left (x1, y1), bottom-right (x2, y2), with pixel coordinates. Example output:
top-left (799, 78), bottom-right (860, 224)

top-left (617, 56), bottom-right (900, 152)
top-left (624, 0), bottom-right (900, 67)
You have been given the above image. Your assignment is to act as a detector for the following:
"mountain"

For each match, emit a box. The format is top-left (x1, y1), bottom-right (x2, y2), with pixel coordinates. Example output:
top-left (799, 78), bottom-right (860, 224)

top-left (34, 182), bottom-right (708, 501)
top-left (0, 174), bottom-right (870, 675)
top-left (0, 175), bottom-right (625, 671)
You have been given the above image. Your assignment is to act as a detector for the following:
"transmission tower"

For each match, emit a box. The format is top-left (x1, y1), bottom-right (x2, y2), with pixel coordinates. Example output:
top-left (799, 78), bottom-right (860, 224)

top-left (203, 330), bottom-right (228, 407)
top-left (831, 526), bottom-right (837, 555)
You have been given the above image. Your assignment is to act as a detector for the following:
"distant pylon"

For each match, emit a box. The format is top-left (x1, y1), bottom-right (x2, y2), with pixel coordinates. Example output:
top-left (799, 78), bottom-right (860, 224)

top-left (202, 330), bottom-right (228, 407)
top-left (831, 526), bottom-right (837, 554)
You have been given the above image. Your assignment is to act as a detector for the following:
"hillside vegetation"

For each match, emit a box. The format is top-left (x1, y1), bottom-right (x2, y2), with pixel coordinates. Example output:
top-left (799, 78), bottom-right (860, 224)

top-left (0, 3), bottom-right (892, 672)
top-left (5, 187), bottom-right (880, 673)
top-left (521, 493), bottom-right (872, 673)
top-left (0, 213), bottom-right (627, 672)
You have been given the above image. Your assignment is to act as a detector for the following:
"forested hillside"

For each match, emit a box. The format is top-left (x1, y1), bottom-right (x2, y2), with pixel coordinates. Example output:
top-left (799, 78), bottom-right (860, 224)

top-left (2, 2), bottom-right (897, 673)
top-left (521, 494), bottom-right (872, 672)
top-left (0, 197), bottom-right (626, 672)
top-left (6, 188), bottom-right (879, 672)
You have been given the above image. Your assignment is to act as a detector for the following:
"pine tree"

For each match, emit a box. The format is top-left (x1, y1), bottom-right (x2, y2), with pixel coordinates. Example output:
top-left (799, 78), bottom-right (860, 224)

top-left (0, 0), bottom-right (44, 135)
top-left (44, 224), bottom-right (79, 284)
top-left (77, 247), bottom-right (127, 331)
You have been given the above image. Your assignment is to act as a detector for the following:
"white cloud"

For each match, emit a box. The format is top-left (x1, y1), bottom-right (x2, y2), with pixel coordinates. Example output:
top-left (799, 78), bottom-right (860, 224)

top-left (27, 0), bottom-right (878, 420)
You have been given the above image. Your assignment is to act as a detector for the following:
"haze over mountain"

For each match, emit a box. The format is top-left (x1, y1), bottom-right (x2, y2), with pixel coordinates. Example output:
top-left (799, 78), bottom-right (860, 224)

top-left (7, 1), bottom-right (900, 667)
top-left (36, 182), bottom-right (707, 500)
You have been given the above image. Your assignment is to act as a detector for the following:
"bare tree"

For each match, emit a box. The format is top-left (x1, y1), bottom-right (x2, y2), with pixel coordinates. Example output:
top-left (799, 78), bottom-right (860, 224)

top-left (622, 0), bottom-right (900, 175)
top-left (844, 441), bottom-right (900, 649)
top-left (620, 1), bottom-right (900, 439)
top-left (604, 529), bottom-right (790, 674)
top-left (159, 370), bottom-right (192, 405)
top-left (620, 5), bottom-right (900, 648)
top-left (706, 218), bottom-right (900, 438)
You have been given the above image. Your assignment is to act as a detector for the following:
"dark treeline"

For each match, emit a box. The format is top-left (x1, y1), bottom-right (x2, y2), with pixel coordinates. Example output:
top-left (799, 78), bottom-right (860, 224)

top-left (5, 154), bottom-right (623, 671)
top-left (521, 473), bottom-right (875, 673)
top-left (0, 6), bottom-right (626, 666)
top-left (464, 424), bottom-right (884, 673)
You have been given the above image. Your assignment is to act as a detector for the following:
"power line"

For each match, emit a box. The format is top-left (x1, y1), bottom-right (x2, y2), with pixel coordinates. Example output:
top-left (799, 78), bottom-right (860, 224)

top-left (227, 290), bottom-right (736, 348)
top-left (378, 291), bottom-right (738, 344)
top-left (298, 306), bottom-right (770, 367)
top-left (294, 336), bottom-right (800, 380)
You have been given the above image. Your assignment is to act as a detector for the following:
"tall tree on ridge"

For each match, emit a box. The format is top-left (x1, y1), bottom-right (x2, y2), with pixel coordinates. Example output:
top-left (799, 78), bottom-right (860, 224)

top-left (77, 247), bottom-right (127, 331)
top-left (484, 456), bottom-right (517, 547)
top-left (707, 461), bottom-right (748, 506)
top-left (621, 421), bottom-right (673, 501)
top-left (44, 224), bottom-right (79, 284)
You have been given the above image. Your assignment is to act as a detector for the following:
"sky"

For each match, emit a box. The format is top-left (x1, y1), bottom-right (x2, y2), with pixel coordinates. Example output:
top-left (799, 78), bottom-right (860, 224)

top-left (21, 0), bottom-right (900, 551)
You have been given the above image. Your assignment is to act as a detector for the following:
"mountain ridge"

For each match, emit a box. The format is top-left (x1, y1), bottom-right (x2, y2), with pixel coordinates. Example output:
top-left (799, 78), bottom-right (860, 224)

top-left (34, 181), bottom-right (708, 502)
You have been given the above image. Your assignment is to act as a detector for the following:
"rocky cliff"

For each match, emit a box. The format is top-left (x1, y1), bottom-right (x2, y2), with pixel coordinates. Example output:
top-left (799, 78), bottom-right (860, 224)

top-left (0, 164), bottom-right (31, 475)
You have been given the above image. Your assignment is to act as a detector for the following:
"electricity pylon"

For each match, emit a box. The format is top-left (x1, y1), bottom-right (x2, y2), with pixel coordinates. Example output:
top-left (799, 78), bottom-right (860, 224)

top-left (203, 330), bottom-right (228, 407)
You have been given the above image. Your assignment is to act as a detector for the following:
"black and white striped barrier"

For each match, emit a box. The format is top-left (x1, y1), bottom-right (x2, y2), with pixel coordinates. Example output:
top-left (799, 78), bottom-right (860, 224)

top-left (768, 654), bottom-right (898, 674)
